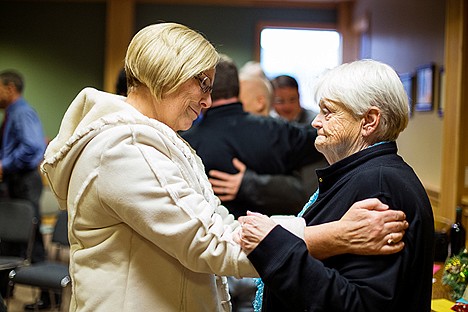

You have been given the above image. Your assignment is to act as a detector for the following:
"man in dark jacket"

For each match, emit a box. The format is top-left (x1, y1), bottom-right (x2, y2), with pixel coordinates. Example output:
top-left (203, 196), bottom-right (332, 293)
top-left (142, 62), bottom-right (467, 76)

top-left (182, 53), bottom-right (324, 312)
top-left (0, 70), bottom-right (49, 310)
top-left (182, 54), bottom-right (323, 218)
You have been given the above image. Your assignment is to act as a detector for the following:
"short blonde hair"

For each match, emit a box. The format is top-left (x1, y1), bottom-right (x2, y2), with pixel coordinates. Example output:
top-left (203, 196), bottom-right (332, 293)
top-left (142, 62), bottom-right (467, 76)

top-left (314, 59), bottom-right (409, 141)
top-left (125, 22), bottom-right (219, 101)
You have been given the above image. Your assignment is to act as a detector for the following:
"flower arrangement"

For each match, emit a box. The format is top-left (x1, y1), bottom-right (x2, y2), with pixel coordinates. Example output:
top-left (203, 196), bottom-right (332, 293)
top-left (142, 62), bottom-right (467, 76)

top-left (443, 249), bottom-right (468, 301)
top-left (452, 301), bottom-right (468, 312)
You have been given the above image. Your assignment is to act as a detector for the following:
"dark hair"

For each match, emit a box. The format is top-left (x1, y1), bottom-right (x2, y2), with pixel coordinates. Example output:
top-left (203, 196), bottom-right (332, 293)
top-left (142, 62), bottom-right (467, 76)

top-left (211, 54), bottom-right (239, 102)
top-left (115, 68), bottom-right (128, 96)
top-left (0, 70), bottom-right (24, 93)
top-left (270, 75), bottom-right (298, 90)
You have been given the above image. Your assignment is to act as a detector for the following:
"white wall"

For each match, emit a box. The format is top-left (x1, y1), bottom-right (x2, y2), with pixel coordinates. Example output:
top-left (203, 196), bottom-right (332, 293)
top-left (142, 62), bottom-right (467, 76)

top-left (354, 0), bottom-right (446, 190)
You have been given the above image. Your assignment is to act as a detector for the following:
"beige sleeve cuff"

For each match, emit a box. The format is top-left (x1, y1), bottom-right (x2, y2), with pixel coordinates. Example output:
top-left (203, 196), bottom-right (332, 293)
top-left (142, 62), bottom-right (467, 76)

top-left (270, 215), bottom-right (306, 239)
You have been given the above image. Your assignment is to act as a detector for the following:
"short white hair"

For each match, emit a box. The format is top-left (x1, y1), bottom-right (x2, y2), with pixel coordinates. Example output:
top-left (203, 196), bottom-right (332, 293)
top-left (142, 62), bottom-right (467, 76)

top-left (314, 59), bottom-right (409, 141)
top-left (239, 61), bottom-right (267, 79)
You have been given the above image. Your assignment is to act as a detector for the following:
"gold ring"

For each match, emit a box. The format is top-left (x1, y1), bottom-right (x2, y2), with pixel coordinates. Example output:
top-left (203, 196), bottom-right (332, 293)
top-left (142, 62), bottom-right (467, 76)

top-left (387, 238), bottom-right (394, 245)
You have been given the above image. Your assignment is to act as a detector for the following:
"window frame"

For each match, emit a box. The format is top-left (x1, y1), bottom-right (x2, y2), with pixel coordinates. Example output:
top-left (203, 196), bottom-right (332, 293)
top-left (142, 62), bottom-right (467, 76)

top-left (254, 21), bottom-right (339, 62)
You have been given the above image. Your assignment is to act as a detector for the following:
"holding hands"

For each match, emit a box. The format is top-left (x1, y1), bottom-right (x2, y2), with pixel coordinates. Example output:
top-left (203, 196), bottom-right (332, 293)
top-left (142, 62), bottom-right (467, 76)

top-left (237, 211), bottom-right (276, 254)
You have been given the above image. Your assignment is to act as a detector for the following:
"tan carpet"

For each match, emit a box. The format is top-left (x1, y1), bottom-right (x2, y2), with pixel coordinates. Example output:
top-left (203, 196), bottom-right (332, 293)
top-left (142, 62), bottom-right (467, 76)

top-left (6, 284), bottom-right (41, 312)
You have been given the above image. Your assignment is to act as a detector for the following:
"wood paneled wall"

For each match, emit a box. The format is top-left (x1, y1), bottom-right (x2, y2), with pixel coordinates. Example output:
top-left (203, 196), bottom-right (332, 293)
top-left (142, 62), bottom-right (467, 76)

top-left (440, 0), bottom-right (468, 222)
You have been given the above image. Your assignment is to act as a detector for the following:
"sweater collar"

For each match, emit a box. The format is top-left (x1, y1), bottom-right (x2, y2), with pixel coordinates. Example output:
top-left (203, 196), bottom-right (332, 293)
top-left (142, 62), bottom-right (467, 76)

top-left (316, 141), bottom-right (397, 193)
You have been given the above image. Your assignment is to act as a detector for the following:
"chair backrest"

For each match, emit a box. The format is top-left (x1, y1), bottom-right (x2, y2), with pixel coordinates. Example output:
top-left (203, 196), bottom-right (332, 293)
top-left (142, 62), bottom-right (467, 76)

top-left (51, 210), bottom-right (69, 247)
top-left (0, 199), bottom-right (37, 262)
top-left (0, 199), bottom-right (37, 244)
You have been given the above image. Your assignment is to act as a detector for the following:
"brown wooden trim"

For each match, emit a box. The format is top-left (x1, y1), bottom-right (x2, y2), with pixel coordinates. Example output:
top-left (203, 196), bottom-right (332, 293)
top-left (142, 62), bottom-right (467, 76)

top-left (252, 4), bottom-right (355, 63)
top-left (0, 0), bottom-right (346, 7)
top-left (462, 195), bottom-right (468, 206)
top-left (136, 0), bottom-right (342, 9)
top-left (425, 184), bottom-right (440, 210)
top-left (103, 0), bottom-right (135, 93)
top-left (439, 0), bottom-right (468, 220)
top-left (337, 1), bottom-right (357, 62)
top-left (256, 21), bottom-right (337, 31)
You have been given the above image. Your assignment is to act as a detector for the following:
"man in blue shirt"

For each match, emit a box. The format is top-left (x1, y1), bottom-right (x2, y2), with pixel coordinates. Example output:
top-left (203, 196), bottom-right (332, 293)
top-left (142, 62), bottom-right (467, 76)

top-left (0, 70), bottom-right (48, 309)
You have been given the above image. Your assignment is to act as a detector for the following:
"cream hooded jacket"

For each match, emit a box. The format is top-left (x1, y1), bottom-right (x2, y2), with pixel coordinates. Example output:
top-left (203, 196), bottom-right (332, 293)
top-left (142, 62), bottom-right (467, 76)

top-left (41, 88), bottom-right (267, 312)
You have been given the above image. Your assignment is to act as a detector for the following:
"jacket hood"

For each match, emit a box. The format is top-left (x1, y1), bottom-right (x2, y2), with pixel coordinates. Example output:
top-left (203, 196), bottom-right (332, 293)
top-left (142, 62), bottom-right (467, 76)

top-left (41, 87), bottom-right (145, 210)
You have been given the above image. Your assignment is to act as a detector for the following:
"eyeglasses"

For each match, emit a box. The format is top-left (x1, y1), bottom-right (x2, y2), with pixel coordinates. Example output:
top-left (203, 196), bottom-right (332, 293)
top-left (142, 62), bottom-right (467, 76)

top-left (194, 73), bottom-right (213, 94)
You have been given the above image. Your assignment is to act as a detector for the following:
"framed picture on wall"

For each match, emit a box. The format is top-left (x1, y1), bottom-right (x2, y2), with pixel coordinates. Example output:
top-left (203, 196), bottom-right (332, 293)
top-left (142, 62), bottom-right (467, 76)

top-left (414, 63), bottom-right (436, 112)
top-left (399, 72), bottom-right (415, 117)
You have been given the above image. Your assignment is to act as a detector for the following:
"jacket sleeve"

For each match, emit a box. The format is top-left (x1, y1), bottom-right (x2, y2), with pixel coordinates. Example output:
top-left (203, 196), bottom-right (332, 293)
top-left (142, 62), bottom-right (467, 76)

top-left (2, 107), bottom-right (45, 172)
top-left (96, 127), bottom-right (258, 279)
top-left (236, 169), bottom-right (310, 216)
top-left (248, 225), bottom-right (402, 312)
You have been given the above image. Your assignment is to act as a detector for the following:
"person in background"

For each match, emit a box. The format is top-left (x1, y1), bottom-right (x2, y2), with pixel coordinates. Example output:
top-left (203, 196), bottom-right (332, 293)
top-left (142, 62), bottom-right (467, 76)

top-left (184, 54), bottom-right (317, 311)
top-left (238, 59), bottom-right (435, 312)
top-left (239, 61), bottom-right (268, 80)
top-left (238, 72), bottom-right (273, 117)
top-left (237, 70), bottom-right (328, 201)
top-left (270, 74), bottom-right (316, 125)
top-left (0, 70), bottom-right (49, 310)
top-left (238, 69), bottom-right (327, 203)
top-left (270, 74), bottom-right (329, 201)
top-left (182, 54), bottom-right (324, 218)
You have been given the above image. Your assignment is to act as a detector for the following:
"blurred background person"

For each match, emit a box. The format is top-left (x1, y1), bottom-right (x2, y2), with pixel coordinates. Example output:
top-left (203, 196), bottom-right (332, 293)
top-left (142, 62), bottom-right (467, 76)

top-left (238, 70), bottom-right (328, 200)
top-left (238, 61), bottom-right (267, 80)
top-left (270, 74), bottom-right (329, 200)
top-left (238, 72), bottom-right (273, 117)
top-left (182, 54), bottom-right (322, 219)
top-left (0, 70), bottom-right (48, 310)
top-left (183, 54), bottom-right (318, 312)
top-left (270, 74), bottom-right (316, 125)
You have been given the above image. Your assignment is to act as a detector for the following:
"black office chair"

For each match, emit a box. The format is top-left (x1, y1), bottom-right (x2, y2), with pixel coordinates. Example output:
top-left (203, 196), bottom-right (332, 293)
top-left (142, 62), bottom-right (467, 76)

top-left (0, 199), bottom-right (37, 272)
top-left (8, 210), bottom-right (70, 311)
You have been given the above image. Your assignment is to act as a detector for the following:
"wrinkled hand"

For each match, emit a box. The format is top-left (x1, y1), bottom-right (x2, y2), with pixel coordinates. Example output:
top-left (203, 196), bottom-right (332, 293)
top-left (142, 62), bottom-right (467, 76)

top-left (232, 226), bottom-right (242, 245)
top-left (339, 198), bottom-right (408, 255)
top-left (209, 158), bottom-right (246, 201)
top-left (237, 211), bottom-right (276, 254)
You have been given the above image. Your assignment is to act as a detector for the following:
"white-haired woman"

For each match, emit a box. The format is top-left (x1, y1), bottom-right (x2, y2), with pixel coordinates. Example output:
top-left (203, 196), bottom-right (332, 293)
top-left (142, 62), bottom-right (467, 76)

top-left (238, 59), bottom-right (434, 312)
top-left (41, 23), bottom-right (408, 311)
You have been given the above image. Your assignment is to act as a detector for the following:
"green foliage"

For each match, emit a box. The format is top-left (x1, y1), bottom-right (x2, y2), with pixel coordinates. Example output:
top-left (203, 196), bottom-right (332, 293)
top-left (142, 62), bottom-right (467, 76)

top-left (443, 249), bottom-right (468, 300)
